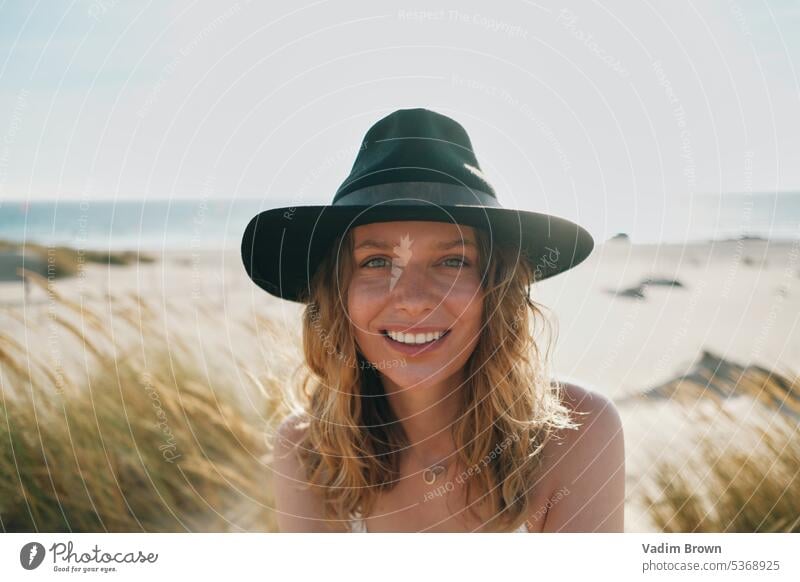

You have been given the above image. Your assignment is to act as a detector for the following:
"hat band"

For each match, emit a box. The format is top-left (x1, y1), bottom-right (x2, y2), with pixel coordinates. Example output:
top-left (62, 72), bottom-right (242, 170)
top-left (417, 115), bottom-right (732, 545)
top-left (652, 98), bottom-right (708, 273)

top-left (334, 181), bottom-right (500, 207)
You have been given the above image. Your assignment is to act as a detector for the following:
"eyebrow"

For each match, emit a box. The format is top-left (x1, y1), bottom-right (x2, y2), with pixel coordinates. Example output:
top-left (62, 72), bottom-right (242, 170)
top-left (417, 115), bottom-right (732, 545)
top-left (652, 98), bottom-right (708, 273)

top-left (354, 239), bottom-right (391, 251)
top-left (436, 239), bottom-right (476, 250)
top-left (354, 238), bottom-right (477, 251)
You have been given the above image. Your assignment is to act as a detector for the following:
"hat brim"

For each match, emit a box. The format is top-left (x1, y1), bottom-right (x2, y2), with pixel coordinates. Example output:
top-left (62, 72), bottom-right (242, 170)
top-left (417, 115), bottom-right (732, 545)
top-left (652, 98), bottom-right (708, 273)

top-left (241, 203), bottom-right (594, 303)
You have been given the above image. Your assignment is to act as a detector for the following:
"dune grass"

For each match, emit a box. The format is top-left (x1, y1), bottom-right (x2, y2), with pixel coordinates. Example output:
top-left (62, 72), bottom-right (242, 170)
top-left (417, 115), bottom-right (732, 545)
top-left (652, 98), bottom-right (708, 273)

top-left (642, 367), bottom-right (800, 532)
top-left (0, 239), bottom-right (155, 280)
top-left (0, 271), bottom-right (286, 532)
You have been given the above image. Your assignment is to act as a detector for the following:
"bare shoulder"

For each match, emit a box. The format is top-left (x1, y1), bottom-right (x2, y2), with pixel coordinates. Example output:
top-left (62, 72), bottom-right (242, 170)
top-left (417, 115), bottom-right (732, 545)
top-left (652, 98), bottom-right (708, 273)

top-left (270, 412), bottom-right (345, 532)
top-left (559, 381), bottom-right (623, 434)
top-left (538, 381), bottom-right (624, 467)
top-left (273, 411), bottom-right (310, 453)
top-left (526, 381), bottom-right (625, 532)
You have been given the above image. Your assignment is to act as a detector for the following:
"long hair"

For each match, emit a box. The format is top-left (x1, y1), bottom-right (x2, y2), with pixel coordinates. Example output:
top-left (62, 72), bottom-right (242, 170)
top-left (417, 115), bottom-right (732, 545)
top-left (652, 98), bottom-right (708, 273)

top-left (290, 224), bottom-right (580, 532)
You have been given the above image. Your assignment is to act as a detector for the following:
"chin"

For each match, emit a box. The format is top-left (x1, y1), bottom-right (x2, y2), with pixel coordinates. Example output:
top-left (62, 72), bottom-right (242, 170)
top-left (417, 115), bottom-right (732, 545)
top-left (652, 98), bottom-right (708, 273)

top-left (374, 363), bottom-right (462, 391)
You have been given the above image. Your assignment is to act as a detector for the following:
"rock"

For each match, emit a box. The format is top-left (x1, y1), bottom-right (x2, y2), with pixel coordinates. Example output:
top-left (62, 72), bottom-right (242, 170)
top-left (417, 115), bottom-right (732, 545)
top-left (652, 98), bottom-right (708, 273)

top-left (608, 284), bottom-right (646, 299)
top-left (626, 349), bottom-right (800, 420)
top-left (641, 277), bottom-right (685, 288)
top-left (0, 249), bottom-right (48, 282)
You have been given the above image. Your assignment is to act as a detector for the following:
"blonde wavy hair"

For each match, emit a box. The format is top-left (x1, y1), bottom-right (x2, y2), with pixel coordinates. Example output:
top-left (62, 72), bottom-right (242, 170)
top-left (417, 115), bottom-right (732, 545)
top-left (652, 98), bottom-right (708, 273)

top-left (289, 224), bottom-right (580, 532)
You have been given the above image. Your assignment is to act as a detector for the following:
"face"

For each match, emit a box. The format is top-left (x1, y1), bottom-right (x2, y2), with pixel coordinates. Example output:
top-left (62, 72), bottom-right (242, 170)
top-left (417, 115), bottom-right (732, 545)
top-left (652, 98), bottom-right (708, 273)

top-left (347, 221), bottom-right (485, 390)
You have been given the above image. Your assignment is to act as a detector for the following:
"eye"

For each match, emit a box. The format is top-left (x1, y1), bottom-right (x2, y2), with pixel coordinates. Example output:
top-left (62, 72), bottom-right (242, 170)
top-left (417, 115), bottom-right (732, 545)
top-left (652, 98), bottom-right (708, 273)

top-left (361, 256), bottom-right (390, 268)
top-left (441, 256), bottom-right (470, 268)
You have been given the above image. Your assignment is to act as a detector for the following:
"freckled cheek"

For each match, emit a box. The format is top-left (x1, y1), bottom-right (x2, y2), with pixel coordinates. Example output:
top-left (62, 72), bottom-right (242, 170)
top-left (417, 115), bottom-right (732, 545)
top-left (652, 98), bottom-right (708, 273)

top-left (442, 277), bottom-right (483, 306)
top-left (443, 281), bottom-right (484, 332)
top-left (408, 272), bottom-right (483, 303)
top-left (346, 280), bottom-right (385, 331)
top-left (350, 276), bottom-right (392, 299)
top-left (347, 278), bottom-right (388, 308)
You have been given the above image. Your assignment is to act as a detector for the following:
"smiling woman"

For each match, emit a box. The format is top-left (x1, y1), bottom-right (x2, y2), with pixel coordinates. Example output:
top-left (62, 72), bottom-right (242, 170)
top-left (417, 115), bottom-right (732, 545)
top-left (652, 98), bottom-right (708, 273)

top-left (241, 108), bottom-right (622, 532)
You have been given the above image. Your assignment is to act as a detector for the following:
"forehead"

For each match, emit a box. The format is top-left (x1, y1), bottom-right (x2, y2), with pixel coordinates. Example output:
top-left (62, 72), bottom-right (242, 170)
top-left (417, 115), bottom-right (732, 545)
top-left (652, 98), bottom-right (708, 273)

top-left (350, 221), bottom-right (477, 244)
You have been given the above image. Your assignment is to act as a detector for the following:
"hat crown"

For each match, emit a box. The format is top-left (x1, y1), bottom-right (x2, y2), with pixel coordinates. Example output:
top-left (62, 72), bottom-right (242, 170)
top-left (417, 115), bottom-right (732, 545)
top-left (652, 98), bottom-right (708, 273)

top-left (333, 108), bottom-right (497, 203)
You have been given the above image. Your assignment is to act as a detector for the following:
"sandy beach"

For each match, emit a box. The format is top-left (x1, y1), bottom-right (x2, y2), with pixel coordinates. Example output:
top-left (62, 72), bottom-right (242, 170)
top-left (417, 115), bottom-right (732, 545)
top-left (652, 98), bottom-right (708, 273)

top-left (2, 236), bottom-right (798, 532)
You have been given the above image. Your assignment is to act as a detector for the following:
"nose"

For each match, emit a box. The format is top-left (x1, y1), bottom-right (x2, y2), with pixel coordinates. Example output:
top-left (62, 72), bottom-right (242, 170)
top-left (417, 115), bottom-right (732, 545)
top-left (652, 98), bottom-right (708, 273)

top-left (389, 262), bottom-right (439, 314)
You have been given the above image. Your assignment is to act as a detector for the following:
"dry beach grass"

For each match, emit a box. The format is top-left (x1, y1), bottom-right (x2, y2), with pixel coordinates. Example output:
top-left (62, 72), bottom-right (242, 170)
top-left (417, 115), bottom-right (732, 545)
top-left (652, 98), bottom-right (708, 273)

top-left (637, 365), bottom-right (800, 533)
top-left (0, 271), bottom-right (283, 532)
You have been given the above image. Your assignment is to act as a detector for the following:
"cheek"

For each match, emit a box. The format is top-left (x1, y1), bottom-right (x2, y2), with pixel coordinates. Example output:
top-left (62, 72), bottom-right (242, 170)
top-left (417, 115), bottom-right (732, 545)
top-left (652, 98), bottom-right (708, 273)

top-left (459, 300), bottom-right (484, 347)
top-left (446, 278), bottom-right (484, 324)
top-left (347, 280), bottom-right (382, 340)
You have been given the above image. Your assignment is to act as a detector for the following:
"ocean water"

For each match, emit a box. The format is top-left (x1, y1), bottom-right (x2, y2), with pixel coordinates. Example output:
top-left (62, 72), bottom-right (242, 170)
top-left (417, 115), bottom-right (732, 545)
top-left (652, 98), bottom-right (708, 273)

top-left (1, 193), bottom-right (799, 249)
top-left (0, 198), bottom-right (269, 250)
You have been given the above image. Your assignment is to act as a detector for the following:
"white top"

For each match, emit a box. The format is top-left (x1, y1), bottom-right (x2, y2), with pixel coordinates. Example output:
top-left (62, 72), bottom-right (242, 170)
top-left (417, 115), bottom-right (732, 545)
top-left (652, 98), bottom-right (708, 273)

top-left (350, 515), bottom-right (529, 533)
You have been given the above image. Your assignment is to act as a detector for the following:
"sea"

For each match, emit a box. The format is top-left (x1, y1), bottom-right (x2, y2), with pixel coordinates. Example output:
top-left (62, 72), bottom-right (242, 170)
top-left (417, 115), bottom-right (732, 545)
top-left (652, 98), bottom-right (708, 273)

top-left (1, 192), bottom-right (799, 250)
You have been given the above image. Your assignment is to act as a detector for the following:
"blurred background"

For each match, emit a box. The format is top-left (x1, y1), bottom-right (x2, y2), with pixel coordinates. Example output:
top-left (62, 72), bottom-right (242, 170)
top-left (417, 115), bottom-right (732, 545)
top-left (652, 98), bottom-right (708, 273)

top-left (0, 0), bottom-right (798, 532)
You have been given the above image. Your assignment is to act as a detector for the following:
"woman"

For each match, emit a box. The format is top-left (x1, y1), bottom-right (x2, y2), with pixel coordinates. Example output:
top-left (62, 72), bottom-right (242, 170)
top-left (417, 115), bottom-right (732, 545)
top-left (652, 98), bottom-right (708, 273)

top-left (241, 108), bottom-right (625, 532)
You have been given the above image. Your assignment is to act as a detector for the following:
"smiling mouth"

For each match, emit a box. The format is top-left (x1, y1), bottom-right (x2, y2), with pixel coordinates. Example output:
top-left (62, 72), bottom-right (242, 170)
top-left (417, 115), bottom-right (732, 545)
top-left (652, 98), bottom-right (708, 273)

top-left (381, 329), bottom-right (452, 346)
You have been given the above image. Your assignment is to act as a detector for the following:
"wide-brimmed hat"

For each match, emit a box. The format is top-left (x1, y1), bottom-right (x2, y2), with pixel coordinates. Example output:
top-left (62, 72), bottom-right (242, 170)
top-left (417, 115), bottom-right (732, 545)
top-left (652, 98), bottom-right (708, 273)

top-left (241, 107), bottom-right (594, 303)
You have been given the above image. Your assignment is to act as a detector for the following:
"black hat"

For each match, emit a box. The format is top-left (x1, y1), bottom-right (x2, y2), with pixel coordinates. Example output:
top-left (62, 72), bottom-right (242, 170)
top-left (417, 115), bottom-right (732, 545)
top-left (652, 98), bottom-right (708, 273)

top-left (241, 107), bottom-right (594, 303)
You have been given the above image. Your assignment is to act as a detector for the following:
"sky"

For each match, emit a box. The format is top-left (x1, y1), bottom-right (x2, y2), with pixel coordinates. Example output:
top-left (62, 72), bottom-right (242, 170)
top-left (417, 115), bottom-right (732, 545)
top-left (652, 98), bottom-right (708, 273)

top-left (1, 0), bottom-right (799, 241)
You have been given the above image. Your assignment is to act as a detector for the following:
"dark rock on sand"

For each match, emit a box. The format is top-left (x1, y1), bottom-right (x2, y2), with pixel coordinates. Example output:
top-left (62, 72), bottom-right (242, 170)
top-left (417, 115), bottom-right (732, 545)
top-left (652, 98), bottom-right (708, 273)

top-left (623, 349), bottom-right (800, 420)
top-left (742, 256), bottom-right (768, 267)
top-left (0, 249), bottom-right (47, 281)
top-left (641, 277), bottom-right (684, 288)
top-left (608, 276), bottom-right (686, 299)
top-left (607, 284), bottom-right (646, 299)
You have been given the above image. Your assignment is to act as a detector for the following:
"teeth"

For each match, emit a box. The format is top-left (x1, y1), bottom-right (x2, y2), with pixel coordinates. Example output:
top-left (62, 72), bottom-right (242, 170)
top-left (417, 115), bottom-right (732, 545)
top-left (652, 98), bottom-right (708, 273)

top-left (386, 330), bottom-right (446, 344)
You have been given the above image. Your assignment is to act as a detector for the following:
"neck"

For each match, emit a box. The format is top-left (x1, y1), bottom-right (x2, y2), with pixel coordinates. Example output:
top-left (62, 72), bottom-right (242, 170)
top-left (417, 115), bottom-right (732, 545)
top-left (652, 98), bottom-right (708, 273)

top-left (381, 371), bottom-right (464, 468)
